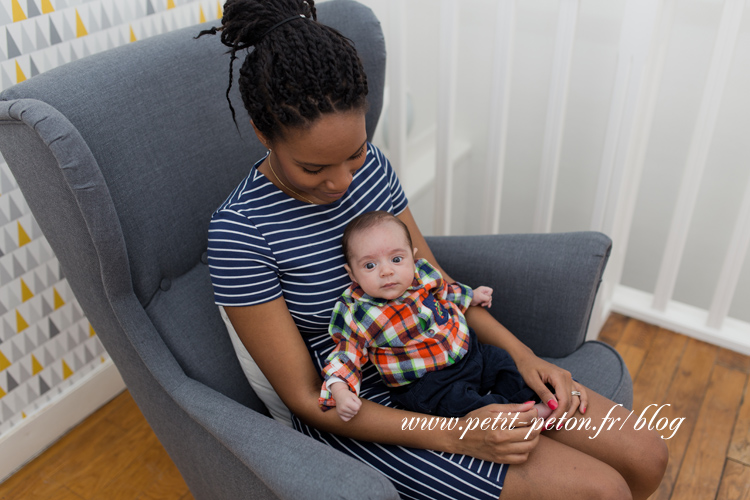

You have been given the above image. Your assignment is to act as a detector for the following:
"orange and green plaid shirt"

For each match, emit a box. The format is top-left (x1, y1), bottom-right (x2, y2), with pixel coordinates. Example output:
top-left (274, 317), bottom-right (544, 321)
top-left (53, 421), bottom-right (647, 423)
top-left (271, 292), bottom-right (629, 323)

top-left (319, 259), bottom-right (473, 410)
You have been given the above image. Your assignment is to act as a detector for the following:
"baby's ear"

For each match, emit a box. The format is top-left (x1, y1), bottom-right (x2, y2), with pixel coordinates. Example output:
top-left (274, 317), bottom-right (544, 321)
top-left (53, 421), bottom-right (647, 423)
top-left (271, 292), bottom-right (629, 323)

top-left (344, 264), bottom-right (356, 282)
top-left (413, 247), bottom-right (418, 258)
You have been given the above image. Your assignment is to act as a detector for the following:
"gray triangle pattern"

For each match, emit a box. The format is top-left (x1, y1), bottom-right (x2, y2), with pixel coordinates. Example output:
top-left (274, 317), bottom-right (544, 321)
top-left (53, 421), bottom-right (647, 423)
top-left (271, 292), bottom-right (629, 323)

top-left (26, 0), bottom-right (41, 18)
top-left (41, 295), bottom-right (52, 317)
top-left (0, 262), bottom-right (14, 288)
top-left (21, 23), bottom-right (35, 53)
top-left (5, 30), bottom-right (21, 59)
top-left (4, 228), bottom-right (16, 253)
top-left (0, 4), bottom-right (12, 26)
top-left (83, 345), bottom-right (94, 365)
top-left (49, 366), bottom-right (61, 388)
top-left (6, 288), bottom-right (21, 310)
top-left (49, 17), bottom-right (62, 45)
top-left (42, 346), bottom-right (54, 366)
top-left (1, 401), bottom-right (14, 421)
top-left (11, 340), bottom-right (23, 362)
top-left (1, 66), bottom-right (13, 88)
top-left (101, 6), bottom-right (111, 30)
top-left (1, 319), bottom-right (14, 342)
top-left (38, 375), bottom-right (50, 396)
top-left (35, 20), bottom-right (48, 49)
top-left (6, 371), bottom-right (18, 392)
top-left (12, 255), bottom-right (24, 279)
top-left (29, 56), bottom-right (40, 77)
top-left (62, 14), bottom-right (75, 42)
top-left (26, 246), bottom-right (39, 269)
top-left (9, 197), bottom-right (23, 220)
top-left (34, 272), bottom-right (45, 294)
top-left (1, 168), bottom-right (16, 193)
top-left (18, 363), bottom-right (31, 385)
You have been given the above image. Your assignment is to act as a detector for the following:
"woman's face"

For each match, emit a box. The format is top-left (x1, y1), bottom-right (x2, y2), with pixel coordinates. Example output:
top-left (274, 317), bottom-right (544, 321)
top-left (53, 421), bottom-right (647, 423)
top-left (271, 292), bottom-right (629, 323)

top-left (259, 110), bottom-right (369, 204)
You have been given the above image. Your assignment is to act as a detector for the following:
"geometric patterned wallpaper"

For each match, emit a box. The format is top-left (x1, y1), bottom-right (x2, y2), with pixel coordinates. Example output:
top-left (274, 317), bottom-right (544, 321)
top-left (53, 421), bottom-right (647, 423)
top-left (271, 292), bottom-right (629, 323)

top-left (0, 0), bottom-right (222, 437)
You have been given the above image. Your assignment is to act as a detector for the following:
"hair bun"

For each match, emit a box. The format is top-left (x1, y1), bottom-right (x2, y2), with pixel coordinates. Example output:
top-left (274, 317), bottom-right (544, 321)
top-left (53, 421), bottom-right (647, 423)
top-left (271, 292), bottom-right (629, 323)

top-left (219, 0), bottom-right (317, 50)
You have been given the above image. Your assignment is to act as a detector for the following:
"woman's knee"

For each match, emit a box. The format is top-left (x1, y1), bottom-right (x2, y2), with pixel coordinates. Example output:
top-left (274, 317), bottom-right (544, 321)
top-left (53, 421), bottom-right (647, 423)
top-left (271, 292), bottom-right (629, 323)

top-left (626, 428), bottom-right (669, 491)
top-left (585, 469), bottom-right (632, 500)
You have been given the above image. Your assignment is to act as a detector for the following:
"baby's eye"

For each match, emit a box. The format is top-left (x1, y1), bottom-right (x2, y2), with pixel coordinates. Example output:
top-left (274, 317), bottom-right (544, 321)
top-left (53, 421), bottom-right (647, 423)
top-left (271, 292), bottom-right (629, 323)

top-left (365, 262), bottom-right (376, 270)
top-left (392, 256), bottom-right (403, 263)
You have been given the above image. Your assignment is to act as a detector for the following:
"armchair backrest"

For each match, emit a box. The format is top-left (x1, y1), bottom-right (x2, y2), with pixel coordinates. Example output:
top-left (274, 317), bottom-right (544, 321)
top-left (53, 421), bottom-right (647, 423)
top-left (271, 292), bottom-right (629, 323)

top-left (0, 0), bottom-right (385, 412)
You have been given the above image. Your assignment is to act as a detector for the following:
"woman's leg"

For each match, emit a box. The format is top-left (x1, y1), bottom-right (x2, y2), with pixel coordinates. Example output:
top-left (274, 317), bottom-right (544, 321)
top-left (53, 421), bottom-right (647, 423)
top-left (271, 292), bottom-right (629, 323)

top-left (500, 435), bottom-right (633, 500)
top-left (542, 388), bottom-right (669, 500)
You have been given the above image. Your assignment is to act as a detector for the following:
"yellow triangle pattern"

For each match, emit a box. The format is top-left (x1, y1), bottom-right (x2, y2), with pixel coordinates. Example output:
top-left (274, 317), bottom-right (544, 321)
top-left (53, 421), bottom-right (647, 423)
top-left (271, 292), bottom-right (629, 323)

top-left (0, 350), bottom-right (10, 371)
top-left (130, 26), bottom-right (137, 42)
top-left (16, 310), bottom-right (29, 333)
top-left (12, 0), bottom-right (27, 22)
top-left (53, 288), bottom-right (65, 310)
top-left (15, 61), bottom-right (26, 84)
top-left (41, 0), bottom-right (54, 14)
top-left (75, 10), bottom-right (88, 38)
top-left (18, 221), bottom-right (31, 246)
top-left (217, 1), bottom-right (223, 19)
top-left (22, 412), bottom-right (27, 418)
top-left (21, 279), bottom-right (34, 302)
top-left (167, 0), bottom-right (176, 9)
top-left (62, 360), bottom-right (74, 380)
top-left (199, 6), bottom-right (206, 23)
top-left (89, 324), bottom-right (96, 337)
top-left (31, 354), bottom-right (43, 375)
top-left (0, 386), bottom-right (6, 399)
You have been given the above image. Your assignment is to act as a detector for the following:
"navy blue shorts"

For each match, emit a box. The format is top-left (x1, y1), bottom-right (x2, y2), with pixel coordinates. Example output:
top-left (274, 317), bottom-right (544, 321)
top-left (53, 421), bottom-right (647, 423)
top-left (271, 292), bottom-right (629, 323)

top-left (390, 330), bottom-right (539, 417)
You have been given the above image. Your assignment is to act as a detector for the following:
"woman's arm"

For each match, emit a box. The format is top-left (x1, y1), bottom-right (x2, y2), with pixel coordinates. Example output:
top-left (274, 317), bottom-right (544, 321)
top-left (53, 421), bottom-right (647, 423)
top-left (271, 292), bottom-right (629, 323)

top-left (397, 207), bottom-right (582, 418)
top-left (224, 296), bottom-right (542, 463)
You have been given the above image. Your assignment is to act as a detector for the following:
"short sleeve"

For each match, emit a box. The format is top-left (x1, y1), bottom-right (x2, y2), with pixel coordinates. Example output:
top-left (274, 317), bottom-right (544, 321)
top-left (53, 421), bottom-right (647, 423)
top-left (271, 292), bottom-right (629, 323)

top-left (207, 209), bottom-right (282, 307)
top-left (371, 144), bottom-right (408, 215)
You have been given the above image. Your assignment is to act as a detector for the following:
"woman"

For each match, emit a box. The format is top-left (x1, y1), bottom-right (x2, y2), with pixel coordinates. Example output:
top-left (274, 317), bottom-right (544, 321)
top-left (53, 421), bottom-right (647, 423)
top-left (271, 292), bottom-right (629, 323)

top-left (203, 1), bottom-right (668, 498)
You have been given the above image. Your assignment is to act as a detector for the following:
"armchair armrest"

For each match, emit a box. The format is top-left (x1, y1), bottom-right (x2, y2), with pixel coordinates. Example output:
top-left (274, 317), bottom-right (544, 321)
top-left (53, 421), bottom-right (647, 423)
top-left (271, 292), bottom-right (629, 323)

top-left (426, 232), bottom-right (611, 358)
top-left (172, 379), bottom-right (399, 500)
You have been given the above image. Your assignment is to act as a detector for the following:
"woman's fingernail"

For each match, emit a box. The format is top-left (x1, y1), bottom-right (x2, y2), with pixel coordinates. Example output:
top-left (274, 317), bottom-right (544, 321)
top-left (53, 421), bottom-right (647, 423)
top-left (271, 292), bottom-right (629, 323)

top-left (581, 406), bottom-right (586, 414)
top-left (547, 399), bottom-right (558, 410)
top-left (524, 401), bottom-right (535, 405)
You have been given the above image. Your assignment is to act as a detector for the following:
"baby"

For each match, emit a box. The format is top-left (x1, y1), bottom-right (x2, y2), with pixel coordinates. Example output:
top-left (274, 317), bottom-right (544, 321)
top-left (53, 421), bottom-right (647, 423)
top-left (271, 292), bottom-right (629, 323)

top-left (319, 210), bottom-right (552, 422)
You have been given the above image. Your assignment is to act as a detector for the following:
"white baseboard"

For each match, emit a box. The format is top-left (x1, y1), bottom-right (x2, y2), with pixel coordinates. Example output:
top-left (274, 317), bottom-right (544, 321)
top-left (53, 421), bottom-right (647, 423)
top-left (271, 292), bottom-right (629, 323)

top-left (611, 285), bottom-right (750, 356)
top-left (0, 360), bottom-right (126, 483)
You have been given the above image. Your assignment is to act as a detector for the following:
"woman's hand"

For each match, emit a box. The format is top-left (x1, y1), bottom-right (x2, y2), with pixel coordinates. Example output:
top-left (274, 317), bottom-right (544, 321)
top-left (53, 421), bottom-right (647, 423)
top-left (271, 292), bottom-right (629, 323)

top-left (513, 352), bottom-right (587, 422)
top-left (453, 401), bottom-right (542, 464)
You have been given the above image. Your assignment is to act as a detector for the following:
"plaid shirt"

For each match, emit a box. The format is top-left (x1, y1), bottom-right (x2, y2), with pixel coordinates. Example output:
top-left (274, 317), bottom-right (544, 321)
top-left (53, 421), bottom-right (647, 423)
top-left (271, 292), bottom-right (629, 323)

top-left (319, 259), bottom-right (473, 410)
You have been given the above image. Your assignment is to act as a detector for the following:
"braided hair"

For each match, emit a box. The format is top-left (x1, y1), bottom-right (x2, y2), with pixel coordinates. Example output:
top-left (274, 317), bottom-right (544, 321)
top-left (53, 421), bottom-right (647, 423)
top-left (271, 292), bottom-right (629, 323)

top-left (198, 0), bottom-right (369, 141)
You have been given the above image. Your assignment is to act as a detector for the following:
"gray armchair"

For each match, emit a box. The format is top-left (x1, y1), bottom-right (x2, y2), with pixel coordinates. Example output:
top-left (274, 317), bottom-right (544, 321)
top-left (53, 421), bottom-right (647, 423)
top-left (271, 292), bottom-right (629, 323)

top-left (0, 1), bottom-right (630, 498)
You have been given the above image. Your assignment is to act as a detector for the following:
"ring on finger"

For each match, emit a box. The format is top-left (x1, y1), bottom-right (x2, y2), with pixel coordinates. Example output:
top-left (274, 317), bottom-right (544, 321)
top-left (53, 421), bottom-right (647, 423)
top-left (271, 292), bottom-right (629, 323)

top-left (571, 390), bottom-right (581, 397)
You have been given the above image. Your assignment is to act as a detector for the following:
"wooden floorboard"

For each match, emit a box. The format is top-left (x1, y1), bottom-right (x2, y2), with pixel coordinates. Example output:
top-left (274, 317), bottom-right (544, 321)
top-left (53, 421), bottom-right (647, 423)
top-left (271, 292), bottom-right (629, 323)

top-left (1, 314), bottom-right (749, 499)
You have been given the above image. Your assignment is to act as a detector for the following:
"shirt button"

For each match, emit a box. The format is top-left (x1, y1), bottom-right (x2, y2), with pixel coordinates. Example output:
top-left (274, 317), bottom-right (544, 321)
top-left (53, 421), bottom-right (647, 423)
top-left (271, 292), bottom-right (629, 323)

top-left (160, 278), bottom-right (171, 291)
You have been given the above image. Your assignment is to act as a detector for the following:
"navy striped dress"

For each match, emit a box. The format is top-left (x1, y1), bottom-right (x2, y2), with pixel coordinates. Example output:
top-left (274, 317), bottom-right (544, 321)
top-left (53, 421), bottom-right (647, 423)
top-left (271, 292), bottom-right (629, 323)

top-left (207, 143), bottom-right (507, 500)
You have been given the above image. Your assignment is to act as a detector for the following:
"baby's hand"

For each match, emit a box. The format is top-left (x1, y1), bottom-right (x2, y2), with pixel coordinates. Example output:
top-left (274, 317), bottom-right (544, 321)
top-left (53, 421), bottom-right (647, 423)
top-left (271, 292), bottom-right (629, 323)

top-left (471, 286), bottom-right (493, 308)
top-left (330, 382), bottom-right (362, 421)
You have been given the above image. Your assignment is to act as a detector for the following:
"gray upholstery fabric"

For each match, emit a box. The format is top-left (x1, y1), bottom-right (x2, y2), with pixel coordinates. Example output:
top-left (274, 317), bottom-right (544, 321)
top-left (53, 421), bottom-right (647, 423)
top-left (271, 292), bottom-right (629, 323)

top-left (0, 0), bottom-right (630, 498)
top-left (428, 232), bottom-right (632, 409)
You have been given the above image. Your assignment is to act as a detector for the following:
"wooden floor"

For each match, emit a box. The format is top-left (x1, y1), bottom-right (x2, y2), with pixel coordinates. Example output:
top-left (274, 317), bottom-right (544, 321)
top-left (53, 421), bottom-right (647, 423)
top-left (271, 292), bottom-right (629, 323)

top-left (1, 314), bottom-right (749, 499)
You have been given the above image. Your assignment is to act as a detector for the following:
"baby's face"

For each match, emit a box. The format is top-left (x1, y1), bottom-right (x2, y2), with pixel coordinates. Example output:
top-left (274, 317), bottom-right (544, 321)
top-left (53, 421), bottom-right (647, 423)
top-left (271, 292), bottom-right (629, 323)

top-left (345, 221), bottom-right (417, 300)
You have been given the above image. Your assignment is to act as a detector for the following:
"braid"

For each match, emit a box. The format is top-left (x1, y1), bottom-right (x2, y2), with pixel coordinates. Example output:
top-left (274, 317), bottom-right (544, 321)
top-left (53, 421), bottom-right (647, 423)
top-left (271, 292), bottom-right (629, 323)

top-left (197, 0), bottom-right (368, 140)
